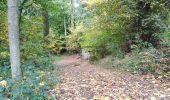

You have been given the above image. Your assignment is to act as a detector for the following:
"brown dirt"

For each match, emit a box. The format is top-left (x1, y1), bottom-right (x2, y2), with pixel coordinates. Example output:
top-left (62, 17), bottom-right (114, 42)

top-left (54, 55), bottom-right (170, 100)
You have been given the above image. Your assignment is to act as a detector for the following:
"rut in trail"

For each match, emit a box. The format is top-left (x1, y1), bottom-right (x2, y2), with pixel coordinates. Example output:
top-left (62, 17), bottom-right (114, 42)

top-left (54, 55), bottom-right (170, 100)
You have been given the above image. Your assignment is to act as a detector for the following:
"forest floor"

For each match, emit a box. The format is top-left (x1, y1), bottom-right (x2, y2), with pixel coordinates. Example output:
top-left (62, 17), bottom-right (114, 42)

top-left (54, 55), bottom-right (170, 100)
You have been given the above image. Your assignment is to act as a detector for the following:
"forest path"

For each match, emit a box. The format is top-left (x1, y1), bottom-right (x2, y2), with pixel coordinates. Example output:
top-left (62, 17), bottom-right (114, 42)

top-left (54, 55), bottom-right (170, 100)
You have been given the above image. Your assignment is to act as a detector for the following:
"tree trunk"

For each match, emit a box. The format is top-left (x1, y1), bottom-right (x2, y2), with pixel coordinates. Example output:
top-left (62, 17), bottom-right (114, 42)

top-left (64, 16), bottom-right (67, 39)
top-left (64, 16), bottom-right (68, 50)
top-left (43, 10), bottom-right (49, 36)
top-left (64, 16), bottom-right (67, 40)
top-left (7, 0), bottom-right (22, 80)
top-left (71, 0), bottom-right (74, 31)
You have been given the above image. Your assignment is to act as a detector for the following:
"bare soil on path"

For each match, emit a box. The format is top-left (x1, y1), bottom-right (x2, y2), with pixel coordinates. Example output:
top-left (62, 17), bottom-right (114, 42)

top-left (54, 55), bottom-right (170, 100)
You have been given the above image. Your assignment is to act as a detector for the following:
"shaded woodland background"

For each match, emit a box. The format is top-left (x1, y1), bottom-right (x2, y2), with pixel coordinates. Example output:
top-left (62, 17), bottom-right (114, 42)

top-left (0, 0), bottom-right (170, 99)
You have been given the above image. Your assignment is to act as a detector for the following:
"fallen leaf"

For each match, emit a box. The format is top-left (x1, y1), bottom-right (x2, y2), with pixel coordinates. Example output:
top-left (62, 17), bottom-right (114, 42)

top-left (166, 88), bottom-right (170, 92)
top-left (151, 96), bottom-right (157, 100)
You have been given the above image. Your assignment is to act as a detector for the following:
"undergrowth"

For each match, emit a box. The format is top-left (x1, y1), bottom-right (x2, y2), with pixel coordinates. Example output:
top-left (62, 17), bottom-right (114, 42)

top-left (95, 31), bottom-right (170, 82)
top-left (0, 55), bottom-right (60, 99)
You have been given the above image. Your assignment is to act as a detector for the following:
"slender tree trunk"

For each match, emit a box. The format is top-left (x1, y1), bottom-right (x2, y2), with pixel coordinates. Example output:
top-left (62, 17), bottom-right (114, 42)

top-left (43, 10), bottom-right (49, 36)
top-left (64, 16), bottom-right (67, 39)
top-left (64, 16), bottom-right (67, 48)
top-left (7, 0), bottom-right (22, 80)
top-left (71, 0), bottom-right (74, 31)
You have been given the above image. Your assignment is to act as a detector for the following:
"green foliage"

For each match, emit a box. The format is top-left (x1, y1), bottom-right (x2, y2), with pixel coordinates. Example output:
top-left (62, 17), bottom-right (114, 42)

top-left (0, 65), bottom-right (11, 79)
top-left (48, 0), bottom-right (69, 36)
top-left (79, 0), bottom-right (129, 59)
top-left (124, 0), bottom-right (170, 47)
top-left (122, 48), bottom-right (158, 73)
top-left (44, 34), bottom-right (66, 54)
top-left (20, 16), bottom-right (44, 61)
top-left (121, 47), bottom-right (170, 80)
top-left (81, 31), bottom-right (124, 59)
top-left (0, 0), bottom-right (65, 99)
top-left (67, 33), bottom-right (80, 53)
top-left (66, 24), bottom-right (83, 53)
top-left (0, 0), bottom-right (170, 98)
top-left (160, 32), bottom-right (170, 47)
top-left (0, 56), bottom-right (59, 99)
top-left (0, 10), bottom-right (9, 67)
top-left (0, 0), bottom-right (69, 62)
top-left (76, 0), bottom-right (170, 61)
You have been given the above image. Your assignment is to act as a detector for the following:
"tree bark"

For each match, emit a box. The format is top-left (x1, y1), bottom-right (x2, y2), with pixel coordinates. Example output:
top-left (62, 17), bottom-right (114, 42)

top-left (43, 10), bottom-right (49, 36)
top-left (64, 16), bottom-right (67, 39)
top-left (71, 0), bottom-right (75, 31)
top-left (64, 16), bottom-right (67, 49)
top-left (7, 0), bottom-right (22, 80)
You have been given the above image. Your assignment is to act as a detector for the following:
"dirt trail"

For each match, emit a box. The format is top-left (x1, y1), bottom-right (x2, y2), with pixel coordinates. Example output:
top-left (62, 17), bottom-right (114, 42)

top-left (55, 55), bottom-right (170, 100)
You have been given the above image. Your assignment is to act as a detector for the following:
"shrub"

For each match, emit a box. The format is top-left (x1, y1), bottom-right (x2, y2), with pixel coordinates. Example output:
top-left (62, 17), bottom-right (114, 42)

top-left (67, 25), bottom-right (84, 53)
top-left (67, 33), bottom-right (80, 53)
top-left (81, 30), bottom-right (125, 60)
top-left (0, 11), bottom-right (9, 67)
top-left (0, 56), bottom-right (59, 99)
top-left (125, 0), bottom-right (170, 47)
top-left (160, 32), bottom-right (170, 47)
top-left (20, 17), bottom-right (44, 61)
top-left (44, 34), bottom-right (66, 54)
top-left (121, 47), bottom-right (170, 80)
